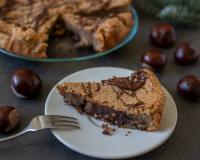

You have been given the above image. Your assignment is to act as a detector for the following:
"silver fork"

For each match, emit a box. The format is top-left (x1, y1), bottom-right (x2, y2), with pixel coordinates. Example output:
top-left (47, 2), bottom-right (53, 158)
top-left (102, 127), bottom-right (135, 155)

top-left (0, 115), bottom-right (80, 142)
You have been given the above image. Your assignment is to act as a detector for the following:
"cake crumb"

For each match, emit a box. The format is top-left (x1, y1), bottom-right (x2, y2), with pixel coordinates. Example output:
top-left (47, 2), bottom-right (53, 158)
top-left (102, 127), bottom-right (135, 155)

top-left (102, 123), bottom-right (115, 136)
top-left (75, 107), bottom-right (83, 114)
top-left (127, 131), bottom-right (132, 134)
top-left (102, 130), bottom-right (112, 136)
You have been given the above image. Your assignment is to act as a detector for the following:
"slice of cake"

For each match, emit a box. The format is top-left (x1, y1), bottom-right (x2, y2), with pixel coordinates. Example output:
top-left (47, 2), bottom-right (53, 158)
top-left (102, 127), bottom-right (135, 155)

top-left (62, 11), bottom-right (133, 51)
top-left (57, 69), bottom-right (166, 131)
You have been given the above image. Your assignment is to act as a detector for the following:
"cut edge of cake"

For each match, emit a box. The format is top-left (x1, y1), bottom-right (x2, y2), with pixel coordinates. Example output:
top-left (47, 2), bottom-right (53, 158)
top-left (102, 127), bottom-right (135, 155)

top-left (57, 69), bottom-right (166, 131)
top-left (61, 11), bottom-right (133, 52)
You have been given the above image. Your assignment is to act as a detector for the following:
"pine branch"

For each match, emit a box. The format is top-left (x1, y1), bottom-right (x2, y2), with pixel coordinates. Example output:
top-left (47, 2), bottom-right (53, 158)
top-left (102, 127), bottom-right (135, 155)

top-left (138, 0), bottom-right (164, 15)
top-left (138, 0), bottom-right (200, 27)
top-left (188, 0), bottom-right (200, 13)
top-left (158, 5), bottom-right (200, 27)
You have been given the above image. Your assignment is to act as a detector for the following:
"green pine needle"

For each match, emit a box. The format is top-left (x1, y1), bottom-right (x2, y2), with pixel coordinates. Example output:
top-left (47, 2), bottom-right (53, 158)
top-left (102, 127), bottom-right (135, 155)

top-left (138, 0), bottom-right (200, 27)
top-left (138, 0), bottom-right (164, 15)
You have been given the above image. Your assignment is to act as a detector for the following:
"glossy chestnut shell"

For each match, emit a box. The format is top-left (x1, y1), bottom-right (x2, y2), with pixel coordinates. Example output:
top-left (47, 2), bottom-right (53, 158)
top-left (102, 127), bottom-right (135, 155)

top-left (141, 49), bottom-right (167, 72)
top-left (177, 75), bottom-right (200, 101)
top-left (150, 23), bottom-right (176, 48)
top-left (11, 68), bottom-right (42, 99)
top-left (174, 43), bottom-right (199, 65)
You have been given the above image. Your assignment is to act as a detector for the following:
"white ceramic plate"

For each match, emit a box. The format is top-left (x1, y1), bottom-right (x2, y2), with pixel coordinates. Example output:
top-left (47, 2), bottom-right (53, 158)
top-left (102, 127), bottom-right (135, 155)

top-left (45, 67), bottom-right (177, 159)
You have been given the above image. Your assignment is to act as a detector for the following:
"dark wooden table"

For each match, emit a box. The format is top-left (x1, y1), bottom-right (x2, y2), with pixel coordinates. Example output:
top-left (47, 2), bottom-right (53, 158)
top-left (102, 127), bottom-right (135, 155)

top-left (0, 6), bottom-right (200, 160)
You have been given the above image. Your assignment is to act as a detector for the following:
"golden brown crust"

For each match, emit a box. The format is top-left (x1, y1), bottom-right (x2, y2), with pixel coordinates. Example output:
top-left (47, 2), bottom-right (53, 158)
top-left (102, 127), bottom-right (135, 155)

top-left (57, 69), bottom-right (166, 131)
top-left (0, 20), bottom-right (47, 58)
top-left (93, 12), bottom-right (133, 52)
top-left (138, 69), bottom-right (166, 131)
top-left (75, 0), bottom-right (131, 14)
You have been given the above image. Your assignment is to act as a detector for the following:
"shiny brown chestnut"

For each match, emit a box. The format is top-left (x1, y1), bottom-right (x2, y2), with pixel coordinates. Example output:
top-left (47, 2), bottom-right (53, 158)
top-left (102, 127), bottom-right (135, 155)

top-left (177, 75), bottom-right (200, 101)
top-left (174, 43), bottom-right (199, 65)
top-left (0, 106), bottom-right (20, 133)
top-left (141, 49), bottom-right (167, 72)
top-left (11, 68), bottom-right (42, 99)
top-left (150, 23), bottom-right (176, 48)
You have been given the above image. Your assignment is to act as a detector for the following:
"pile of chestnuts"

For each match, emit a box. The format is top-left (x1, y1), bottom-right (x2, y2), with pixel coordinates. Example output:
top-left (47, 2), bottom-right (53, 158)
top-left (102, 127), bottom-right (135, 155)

top-left (141, 23), bottom-right (200, 101)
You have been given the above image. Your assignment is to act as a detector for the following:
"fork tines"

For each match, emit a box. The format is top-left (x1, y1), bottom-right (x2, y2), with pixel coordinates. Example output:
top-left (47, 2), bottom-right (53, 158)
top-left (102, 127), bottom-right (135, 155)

top-left (42, 115), bottom-right (80, 129)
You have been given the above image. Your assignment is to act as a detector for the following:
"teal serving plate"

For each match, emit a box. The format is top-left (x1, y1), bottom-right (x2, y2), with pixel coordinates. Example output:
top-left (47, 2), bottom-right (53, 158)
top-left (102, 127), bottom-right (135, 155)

top-left (0, 7), bottom-right (139, 62)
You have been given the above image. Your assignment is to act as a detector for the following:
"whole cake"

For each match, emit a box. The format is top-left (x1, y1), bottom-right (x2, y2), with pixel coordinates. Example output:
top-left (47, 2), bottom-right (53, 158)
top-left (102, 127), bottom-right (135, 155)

top-left (0, 0), bottom-right (133, 58)
top-left (57, 69), bottom-right (166, 131)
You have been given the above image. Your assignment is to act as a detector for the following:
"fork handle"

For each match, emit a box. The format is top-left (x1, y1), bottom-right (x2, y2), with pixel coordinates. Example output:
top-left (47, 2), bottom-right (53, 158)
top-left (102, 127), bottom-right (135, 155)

top-left (0, 128), bottom-right (29, 142)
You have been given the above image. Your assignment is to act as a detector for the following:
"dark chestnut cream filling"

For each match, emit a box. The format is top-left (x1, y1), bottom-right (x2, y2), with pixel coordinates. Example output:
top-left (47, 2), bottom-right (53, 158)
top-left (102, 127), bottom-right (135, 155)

top-left (63, 92), bottom-right (149, 130)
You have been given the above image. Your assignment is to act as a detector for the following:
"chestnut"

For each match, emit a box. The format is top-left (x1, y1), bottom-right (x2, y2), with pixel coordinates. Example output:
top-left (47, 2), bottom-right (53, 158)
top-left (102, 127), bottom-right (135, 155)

top-left (177, 75), bottom-right (200, 101)
top-left (11, 68), bottom-right (42, 99)
top-left (150, 23), bottom-right (176, 48)
top-left (174, 43), bottom-right (199, 65)
top-left (0, 106), bottom-right (20, 133)
top-left (141, 49), bottom-right (167, 72)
